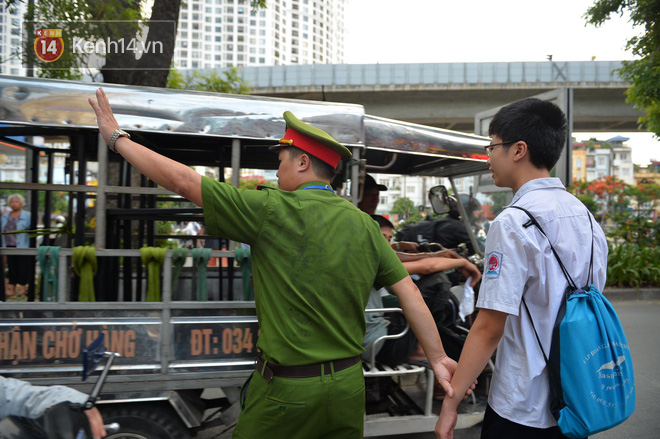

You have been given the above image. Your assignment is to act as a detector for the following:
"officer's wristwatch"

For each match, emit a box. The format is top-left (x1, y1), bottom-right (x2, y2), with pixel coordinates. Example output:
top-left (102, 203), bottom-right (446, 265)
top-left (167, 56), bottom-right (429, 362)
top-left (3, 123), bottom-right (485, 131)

top-left (107, 129), bottom-right (131, 153)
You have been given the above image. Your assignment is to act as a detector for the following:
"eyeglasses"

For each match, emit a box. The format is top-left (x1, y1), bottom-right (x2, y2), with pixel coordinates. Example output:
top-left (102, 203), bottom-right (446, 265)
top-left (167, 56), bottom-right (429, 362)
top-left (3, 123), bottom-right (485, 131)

top-left (484, 141), bottom-right (517, 157)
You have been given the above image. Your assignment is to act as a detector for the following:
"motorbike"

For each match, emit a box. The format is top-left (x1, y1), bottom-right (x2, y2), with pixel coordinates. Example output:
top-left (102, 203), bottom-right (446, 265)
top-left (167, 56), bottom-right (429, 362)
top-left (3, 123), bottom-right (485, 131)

top-left (0, 335), bottom-right (120, 439)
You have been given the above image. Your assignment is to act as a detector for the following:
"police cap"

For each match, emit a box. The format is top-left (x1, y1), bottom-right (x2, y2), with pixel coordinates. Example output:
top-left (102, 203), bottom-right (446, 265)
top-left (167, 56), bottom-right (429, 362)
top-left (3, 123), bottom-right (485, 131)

top-left (278, 111), bottom-right (352, 169)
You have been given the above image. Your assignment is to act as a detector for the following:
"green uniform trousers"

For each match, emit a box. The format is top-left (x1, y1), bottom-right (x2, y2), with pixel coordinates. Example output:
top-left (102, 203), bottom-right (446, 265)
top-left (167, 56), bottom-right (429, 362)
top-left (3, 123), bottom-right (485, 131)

top-left (234, 362), bottom-right (365, 439)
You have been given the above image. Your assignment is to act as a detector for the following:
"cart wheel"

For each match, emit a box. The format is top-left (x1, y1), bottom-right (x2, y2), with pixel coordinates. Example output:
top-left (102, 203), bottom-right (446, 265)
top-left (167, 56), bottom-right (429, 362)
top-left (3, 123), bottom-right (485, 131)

top-left (100, 404), bottom-right (191, 439)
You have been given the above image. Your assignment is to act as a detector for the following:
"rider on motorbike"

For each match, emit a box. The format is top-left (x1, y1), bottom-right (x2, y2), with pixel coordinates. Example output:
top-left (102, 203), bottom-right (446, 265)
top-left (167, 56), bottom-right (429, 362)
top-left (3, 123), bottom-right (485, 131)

top-left (0, 376), bottom-right (106, 439)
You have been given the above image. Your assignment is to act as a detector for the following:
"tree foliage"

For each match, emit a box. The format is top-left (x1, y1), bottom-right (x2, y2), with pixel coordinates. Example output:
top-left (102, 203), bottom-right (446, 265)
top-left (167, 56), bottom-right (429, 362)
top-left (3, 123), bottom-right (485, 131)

top-left (12, 0), bottom-right (144, 81)
top-left (11, 0), bottom-right (267, 88)
top-left (391, 197), bottom-right (424, 224)
top-left (167, 68), bottom-right (251, 94)
top-left (585, 0), bottom-right (660, 136)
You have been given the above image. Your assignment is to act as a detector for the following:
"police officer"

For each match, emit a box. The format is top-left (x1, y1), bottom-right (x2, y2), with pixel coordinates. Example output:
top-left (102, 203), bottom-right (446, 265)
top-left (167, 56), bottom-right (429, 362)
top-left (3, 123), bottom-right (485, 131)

top-left (89, 89), bottom-right (467, 438)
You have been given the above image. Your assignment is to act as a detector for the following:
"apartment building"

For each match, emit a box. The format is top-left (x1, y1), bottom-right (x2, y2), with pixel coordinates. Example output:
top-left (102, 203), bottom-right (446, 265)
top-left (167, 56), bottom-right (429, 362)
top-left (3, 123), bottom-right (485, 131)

top-left (0, 1), bottom-right (26, 76)
top-left (173, 0), bottom-right (346, 69)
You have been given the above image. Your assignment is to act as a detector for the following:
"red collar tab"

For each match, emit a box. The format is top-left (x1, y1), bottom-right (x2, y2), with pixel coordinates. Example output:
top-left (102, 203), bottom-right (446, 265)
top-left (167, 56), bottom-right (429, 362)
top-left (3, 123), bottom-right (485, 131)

top-left (282, 128), bottom-right (341, 169)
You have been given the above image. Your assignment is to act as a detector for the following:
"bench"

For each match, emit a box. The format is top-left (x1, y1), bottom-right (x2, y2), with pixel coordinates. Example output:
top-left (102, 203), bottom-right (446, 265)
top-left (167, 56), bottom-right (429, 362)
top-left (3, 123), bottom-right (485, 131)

top-left (361, 307), bottom-right (485, 436)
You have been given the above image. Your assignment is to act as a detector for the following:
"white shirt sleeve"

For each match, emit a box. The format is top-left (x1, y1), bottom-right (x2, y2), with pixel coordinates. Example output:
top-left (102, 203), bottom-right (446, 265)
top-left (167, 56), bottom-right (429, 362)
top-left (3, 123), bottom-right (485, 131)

top-left (477, 218), bottom-right (529, 316)
top-left (0, 376), bottom-right (88, 420)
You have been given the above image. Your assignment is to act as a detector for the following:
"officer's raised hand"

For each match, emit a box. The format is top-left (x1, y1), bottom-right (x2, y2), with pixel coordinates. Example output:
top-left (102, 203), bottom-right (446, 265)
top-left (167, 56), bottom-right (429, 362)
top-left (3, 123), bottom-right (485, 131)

top-left (88, 88), bottom-right (121, 145)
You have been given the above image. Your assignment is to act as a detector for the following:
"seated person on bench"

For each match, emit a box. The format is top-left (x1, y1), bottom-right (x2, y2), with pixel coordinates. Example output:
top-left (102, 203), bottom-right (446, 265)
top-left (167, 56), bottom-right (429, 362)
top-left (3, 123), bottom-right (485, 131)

top-left (363, 215), bottom-right (481, 366)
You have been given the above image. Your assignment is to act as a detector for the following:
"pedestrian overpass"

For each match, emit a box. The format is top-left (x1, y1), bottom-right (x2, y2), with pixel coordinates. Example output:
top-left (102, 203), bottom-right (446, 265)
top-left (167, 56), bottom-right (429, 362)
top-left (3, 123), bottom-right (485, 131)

top-left (234, 61), bottom-right (638, 133)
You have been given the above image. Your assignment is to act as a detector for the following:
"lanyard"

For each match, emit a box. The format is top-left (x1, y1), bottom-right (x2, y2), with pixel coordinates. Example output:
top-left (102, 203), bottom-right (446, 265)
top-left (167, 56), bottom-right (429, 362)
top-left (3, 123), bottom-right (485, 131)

top-left (302, 185), bottom-right (335, 194)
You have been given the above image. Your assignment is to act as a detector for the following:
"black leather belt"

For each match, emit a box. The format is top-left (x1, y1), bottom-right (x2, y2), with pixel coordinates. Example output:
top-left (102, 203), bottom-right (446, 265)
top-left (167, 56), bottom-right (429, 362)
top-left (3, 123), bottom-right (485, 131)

top-left (255, 354), bottom-right (360, 383)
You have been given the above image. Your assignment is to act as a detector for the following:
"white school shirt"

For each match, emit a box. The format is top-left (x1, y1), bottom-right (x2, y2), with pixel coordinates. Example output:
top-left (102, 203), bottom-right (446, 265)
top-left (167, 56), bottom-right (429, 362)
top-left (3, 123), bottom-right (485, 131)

top-left (477, 178), bottom-right (608, 428)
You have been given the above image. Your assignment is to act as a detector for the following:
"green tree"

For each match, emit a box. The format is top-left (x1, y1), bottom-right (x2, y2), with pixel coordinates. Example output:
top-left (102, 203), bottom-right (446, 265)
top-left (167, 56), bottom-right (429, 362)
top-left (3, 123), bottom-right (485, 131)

top-left (585, 0), bottom-right (660, 136)
top-left (167, 68), bottom-right (251, 94)
top-left (12, 0), bottom-right (266, 87)
top-left (14, 0), bottom-right (144, 81)
top-left (391, 197), bottom-right (423, 224)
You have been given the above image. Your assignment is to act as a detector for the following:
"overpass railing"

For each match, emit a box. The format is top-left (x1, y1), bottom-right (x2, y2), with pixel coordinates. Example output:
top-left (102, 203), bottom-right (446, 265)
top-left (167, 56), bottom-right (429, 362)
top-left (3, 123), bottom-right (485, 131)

top-left (231, 61), bottom-right (627, 89)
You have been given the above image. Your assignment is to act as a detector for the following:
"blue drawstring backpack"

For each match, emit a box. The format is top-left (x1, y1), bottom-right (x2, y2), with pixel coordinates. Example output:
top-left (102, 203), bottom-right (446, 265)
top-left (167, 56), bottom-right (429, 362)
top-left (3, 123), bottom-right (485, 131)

top-left (509, 206), bottom-right (635, 438)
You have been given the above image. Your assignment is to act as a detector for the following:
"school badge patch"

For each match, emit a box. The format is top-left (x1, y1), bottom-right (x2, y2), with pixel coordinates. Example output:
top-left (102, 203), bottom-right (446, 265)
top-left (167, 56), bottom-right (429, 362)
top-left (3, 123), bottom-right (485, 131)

top-left (485, 251), bottom-right (502, 278)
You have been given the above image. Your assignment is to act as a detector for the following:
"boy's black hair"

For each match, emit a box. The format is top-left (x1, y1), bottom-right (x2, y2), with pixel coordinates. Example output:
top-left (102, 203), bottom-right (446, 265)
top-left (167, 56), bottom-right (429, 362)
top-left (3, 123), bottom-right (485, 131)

top-left (371, 214), bottom-right (395, 230)
top-left (286, 146), bottom-right (337, 180)
top-left (488, 98), bottom-right (567, 170)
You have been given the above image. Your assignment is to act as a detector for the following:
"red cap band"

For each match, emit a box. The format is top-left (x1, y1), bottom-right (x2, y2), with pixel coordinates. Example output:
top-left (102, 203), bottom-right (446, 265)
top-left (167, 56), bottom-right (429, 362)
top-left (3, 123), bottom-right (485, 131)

top-left (282, 128), bottom-right (342, 169)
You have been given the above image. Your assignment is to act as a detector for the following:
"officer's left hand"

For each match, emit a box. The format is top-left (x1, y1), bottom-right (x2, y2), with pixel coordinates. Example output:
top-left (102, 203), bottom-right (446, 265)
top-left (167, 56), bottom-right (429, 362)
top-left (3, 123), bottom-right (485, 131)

top-left (431, 356), bottom-right (476, 399)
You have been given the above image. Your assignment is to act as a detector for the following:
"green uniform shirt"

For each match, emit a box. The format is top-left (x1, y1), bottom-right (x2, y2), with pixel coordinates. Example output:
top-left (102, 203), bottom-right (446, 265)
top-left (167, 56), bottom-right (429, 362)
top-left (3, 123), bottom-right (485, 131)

top-left (201, 177), bottom-right (409, 365)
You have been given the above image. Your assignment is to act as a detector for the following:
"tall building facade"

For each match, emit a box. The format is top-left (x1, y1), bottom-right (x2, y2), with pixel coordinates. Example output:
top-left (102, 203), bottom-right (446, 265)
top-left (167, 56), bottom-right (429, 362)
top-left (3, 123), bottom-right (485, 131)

top-left (574, 136), bottom-right (635, 185)
top-left (0, 1), bottom-right (26, 76)
top-left (174, 0), bottom-right (346, 69)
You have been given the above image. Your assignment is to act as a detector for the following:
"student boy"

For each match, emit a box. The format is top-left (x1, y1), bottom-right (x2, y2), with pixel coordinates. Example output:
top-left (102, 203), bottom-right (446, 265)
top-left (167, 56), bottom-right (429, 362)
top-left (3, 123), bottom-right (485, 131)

top-left (437, 99), bottom-right (608, 439)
